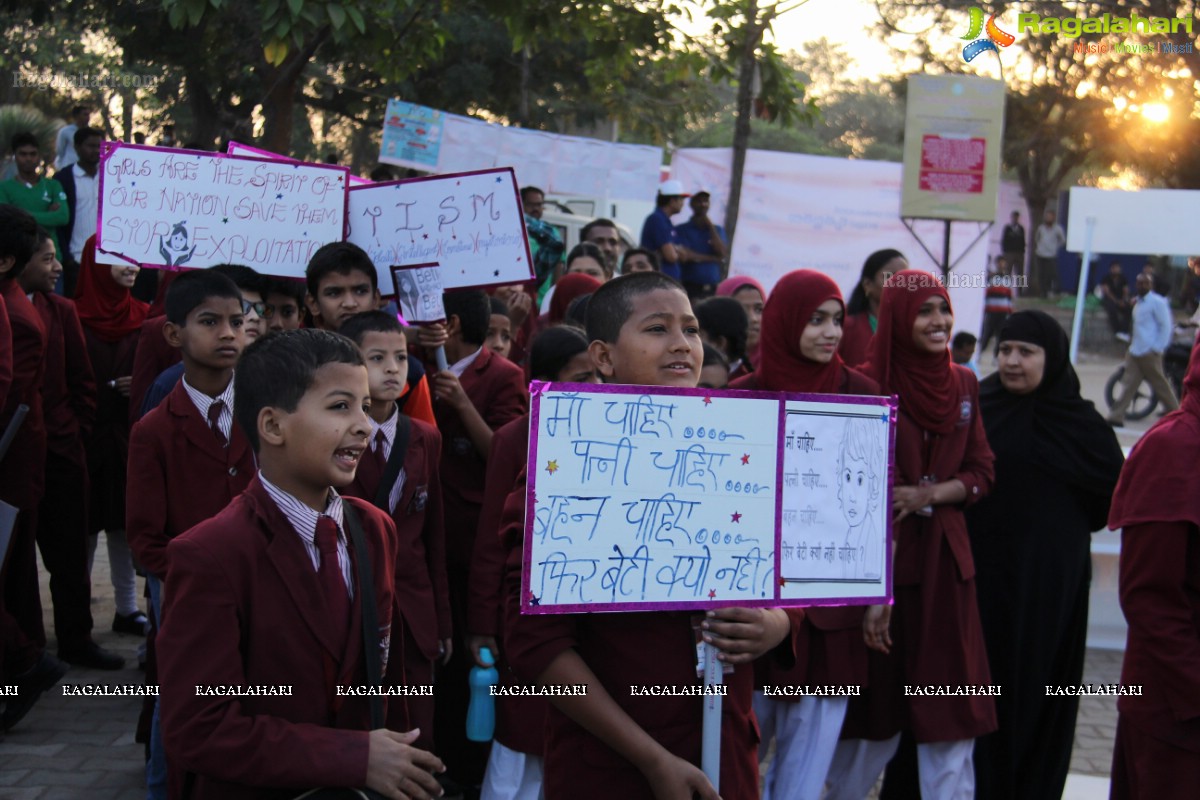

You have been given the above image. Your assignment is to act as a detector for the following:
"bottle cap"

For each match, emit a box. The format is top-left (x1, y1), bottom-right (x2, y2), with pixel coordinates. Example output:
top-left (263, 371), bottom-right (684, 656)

top-left (478, 647), bottom-right (495, 667)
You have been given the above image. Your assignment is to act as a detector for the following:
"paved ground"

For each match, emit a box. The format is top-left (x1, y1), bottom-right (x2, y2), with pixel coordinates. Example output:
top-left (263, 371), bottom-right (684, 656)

top-left (1, 346), bottom-right (1152, 799)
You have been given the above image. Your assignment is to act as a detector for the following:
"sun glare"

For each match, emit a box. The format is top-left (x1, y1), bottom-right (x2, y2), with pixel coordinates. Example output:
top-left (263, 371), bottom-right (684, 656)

top-left (1141, 103), bottom-right (1170, 123)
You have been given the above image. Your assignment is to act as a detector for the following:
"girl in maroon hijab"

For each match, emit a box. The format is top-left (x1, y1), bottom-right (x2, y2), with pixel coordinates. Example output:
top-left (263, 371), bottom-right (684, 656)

top-left (828, 270), bottom-right (996, 800)
top-left (75, 237), bottom-right (150, 635)
top-left (731, 270), bottom-right (880, 798)
top-left (1108, 348), bottom-right (1200, 798)
top-left (717, 275), bottom-right (767, 379)
top-left (538, 272), bottom-right (602, 333)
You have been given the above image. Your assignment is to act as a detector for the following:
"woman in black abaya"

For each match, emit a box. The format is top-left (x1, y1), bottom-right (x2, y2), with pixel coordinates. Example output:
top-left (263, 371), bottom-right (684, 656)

top-left (968, 310), bottom-right (1125, 800)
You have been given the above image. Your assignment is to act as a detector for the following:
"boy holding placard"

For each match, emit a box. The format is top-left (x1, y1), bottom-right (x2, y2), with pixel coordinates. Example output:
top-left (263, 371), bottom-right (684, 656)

top-left (504, 272), bottom-right (800, 799)
top-left (304, 241), bottom-right (437, 429)
top-left (339, 310), bottom-right (451, 754)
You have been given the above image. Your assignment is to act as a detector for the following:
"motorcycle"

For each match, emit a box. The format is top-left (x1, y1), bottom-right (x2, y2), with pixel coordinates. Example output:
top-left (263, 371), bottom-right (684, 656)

top-left (1105, 326), bottom-right (1195, 421)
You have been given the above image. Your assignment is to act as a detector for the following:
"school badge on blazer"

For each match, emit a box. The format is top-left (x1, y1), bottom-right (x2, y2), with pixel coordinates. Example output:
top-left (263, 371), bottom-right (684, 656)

top-left (959, 397), bottom-right (972, 425)
top-left (407, 484), bottom-right (429, 515)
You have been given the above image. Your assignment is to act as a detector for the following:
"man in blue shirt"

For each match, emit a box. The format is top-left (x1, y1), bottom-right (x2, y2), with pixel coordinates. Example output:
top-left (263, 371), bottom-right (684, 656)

top-left (674, 191), bottom-right (727, 300)
top-left (1108, 272), bottom-right (1179, 426)
top-left (640, 179), bottom-right (688, 281)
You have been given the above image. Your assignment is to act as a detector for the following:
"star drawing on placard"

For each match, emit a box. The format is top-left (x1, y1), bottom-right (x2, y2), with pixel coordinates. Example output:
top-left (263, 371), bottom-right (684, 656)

top-left (730, 511), bottom-right (742, 523)
top-left (703, 396), bottom-right (712, 406)
top-left (527, 592), bottom-right (540, 607)
top-left (545, 460), bottom-right (559, 475)
top-left (708, 589), bottom-right (717, 599)
top-left (740, 453), bottom-right (750, 465)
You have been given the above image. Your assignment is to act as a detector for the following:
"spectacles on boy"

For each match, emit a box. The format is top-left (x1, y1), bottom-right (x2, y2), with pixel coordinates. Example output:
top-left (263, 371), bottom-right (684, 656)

top-left (242, 300), bottom-right (267, 316)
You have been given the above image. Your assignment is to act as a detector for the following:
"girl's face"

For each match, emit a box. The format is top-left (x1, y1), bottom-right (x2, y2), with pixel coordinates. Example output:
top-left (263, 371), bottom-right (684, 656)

top-left (568, 256), bottom-right (607, 282)
top-left (864, 257), bottom-right (906, 308)
top-left (910, 296), bottom-right (953, 355)
top-left (557, 351), bottom-right (599, 384)
top-left (624, 253), bottom-right (655, 274)
top-left (997, 340), bottom-right (1046, 395)
top-left (170, 232), bottom-right (187, 249)
top-left (798, 299), bottom-right (844, 363)
top-left (110, 264), bottom-right (140, 288)
top-left (733, 287), bottom-right (764, 351)
top-left (240, 289), bottom-right (265, 342)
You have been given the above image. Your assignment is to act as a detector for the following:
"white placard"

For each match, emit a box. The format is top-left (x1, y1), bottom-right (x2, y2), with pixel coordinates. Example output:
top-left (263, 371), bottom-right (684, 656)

top-left (96, 143), bottom-right (349, 279)
top-left (1067, 186), bottom-right (1200, 255)
top-left (347, 168), bottom-right (534, 290)
top-left (522, 383), bottom-right (896, 614)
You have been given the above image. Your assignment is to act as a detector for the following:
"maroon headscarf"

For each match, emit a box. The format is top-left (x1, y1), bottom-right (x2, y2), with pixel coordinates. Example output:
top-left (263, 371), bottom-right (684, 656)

top-left (755, 270), bottom-right (845, 394)
top-left (1109, 344), bottom-right (1200, 529)
top-left (74, 237), bottom-right (150, 343)
top-left (860, 269), bottom-right (960, 434)
top-left (718, 275), bottom-right (768, 369)
top-left (547, 273), bottom-right (602, 326)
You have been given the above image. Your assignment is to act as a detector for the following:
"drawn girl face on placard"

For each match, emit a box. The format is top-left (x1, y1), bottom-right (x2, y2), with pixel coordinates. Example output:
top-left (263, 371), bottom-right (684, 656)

top-left (837, 419), bottom-right (879, 530)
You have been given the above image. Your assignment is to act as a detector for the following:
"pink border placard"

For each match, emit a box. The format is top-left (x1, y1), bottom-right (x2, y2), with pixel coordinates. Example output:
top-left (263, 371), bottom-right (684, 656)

top-left (226, 141), bottom-right (370, 185)
top-left (95, 142), bottom-right (351, 273)
top-left (348, 166), bottom-right (535, 292)
top-left (521, 381), bottom-right (897, 615)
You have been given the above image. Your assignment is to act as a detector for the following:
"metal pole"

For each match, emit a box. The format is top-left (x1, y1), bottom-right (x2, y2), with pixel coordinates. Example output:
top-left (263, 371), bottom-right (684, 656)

top-left (700, 641), bottom-right (723, 788)
top-left (1068, 217), bottom-right (1096, 365)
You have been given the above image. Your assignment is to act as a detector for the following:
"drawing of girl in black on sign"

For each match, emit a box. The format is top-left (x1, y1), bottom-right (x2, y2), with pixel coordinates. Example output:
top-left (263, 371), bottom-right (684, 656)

top-left (158, 221), bottom-right (196, 267)
top-left (838, 417), bottom-right (882, 580)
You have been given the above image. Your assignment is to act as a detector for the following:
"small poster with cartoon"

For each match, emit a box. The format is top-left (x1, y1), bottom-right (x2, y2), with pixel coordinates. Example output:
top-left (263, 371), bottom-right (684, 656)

top-left (158, 221), bottom-right (196, 267)
top-left (390, 263), bottom-right (446, 324)
top-left (778, 395), bottom-right (894, 602)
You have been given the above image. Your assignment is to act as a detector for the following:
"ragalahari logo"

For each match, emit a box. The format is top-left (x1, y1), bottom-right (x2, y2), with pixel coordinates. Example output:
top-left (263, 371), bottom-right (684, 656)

top-left (961, 8), bottom-right (1016, 62)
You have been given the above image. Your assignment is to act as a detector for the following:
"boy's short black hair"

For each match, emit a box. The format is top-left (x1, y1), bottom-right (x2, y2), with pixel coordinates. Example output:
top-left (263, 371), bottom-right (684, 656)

top-left (520, 186), bottom-right (544, 202)
top-left (209, 263), bottom-right (266, 296)
top-left (305, 241), bottom-right (378, 298)
top-left (585, 271), bottom-right (687, 344)
top-left (952, 331), bottom-right (977, 349)
top-left (10, 132), bottom-right (38, 153)
top-left (338, 309), bottom-right (405, 346)
top-left (566, 293), bottom-right (592, 329)
top-left (621, 247), bottom-right (660, 272)
top-left (74, 126), bottom-right (103, 150)
top-left (0, 204), bottom-right (39, 271)
top-left (266, 277), bottom-right (306, 304)
top-left (234, 329), bottom-right (364, 452)
top-left (695, 296), bottom-right (749, 362)
top-left (443, 289), bottom-right (490, 346)
top-left (530, 325), bottom-right (590, 382)
top-left (164, 270), bottom-right (243, 325)
top-left (489, 295), bottom-right (510, 317)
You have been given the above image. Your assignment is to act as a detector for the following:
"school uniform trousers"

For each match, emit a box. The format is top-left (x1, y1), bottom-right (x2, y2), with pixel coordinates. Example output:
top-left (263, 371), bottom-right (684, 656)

top-left (432, 347), bottom-right (528, 781)
top-left (343, 416), bottom-right (450, 751)
top-left (0, 281), bottom-right (48, 675)
top-left (829, 366), bottom-right (996, 800)
top-left (33, 292), bottom-right (98, 651)
top-left (157, 478), bottom-right (401, 800)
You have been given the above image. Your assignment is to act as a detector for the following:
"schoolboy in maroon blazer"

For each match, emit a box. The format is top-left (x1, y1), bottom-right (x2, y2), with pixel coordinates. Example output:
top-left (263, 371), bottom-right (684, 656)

top-left (425, 289), bottom-right (527, 785)
top-left (157, 329), bottom-right (444, 800)
top-left (22, 229), bottom-right (122, 669)
top-left (127, 270), bottom-right (258, 583)
top-left (504, 273), bottom-right (802, 800)
top-left (340, 311), bottom-right (451, 752)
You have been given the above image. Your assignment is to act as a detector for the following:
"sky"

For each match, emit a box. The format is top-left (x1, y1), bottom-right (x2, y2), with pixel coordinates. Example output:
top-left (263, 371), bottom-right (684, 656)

top-left (768, 0), bottom-right (910, 79)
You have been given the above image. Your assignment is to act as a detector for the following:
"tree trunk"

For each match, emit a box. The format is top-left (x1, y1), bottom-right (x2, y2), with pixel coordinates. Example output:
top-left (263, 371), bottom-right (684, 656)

top-left (259, 28), bottom-right (331, 155)
top-left (723, 0), bottom-right (761, 266)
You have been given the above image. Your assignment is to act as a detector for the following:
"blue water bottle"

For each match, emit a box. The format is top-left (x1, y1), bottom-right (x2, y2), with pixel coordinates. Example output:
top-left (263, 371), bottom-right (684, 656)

top-left (466, 647), bottom-right (498, 742)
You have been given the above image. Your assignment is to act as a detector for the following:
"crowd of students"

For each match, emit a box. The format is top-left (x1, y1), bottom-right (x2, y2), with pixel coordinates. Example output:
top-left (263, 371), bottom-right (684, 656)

top-left (0, 199), bottom-right (1197, 800)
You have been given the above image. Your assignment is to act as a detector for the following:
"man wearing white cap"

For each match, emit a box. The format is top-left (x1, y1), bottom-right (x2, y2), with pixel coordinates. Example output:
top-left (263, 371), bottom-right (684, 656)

top-left (640, 179), bottom-right (689, 281)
